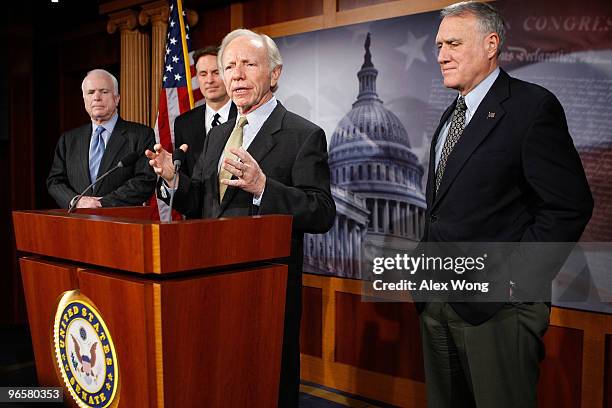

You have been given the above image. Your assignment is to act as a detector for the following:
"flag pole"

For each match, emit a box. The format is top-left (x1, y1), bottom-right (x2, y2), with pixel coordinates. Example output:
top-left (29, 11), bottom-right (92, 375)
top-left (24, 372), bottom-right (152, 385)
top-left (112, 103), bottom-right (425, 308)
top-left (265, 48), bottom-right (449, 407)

top-left (176, 0), bottom-right (194, 109)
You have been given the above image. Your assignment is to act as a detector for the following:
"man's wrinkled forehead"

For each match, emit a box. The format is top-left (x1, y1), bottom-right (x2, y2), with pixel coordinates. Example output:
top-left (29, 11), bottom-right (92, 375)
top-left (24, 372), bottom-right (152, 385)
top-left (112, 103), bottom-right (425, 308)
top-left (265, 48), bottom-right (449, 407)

top-left (224, 36), bottom-right (266, 59)
top-left (436, 14), bottom-right (478, 41)
top-left (83, 75), bottom-right (113, 92)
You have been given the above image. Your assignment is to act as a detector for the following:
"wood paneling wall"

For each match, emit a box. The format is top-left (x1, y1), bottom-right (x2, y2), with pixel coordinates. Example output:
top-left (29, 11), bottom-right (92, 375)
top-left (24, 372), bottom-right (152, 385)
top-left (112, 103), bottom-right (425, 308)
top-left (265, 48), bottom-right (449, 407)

top-left (3, 5), bottom-right (35, 324)
top-left (302, 274), bottom-right (612, 407)
top-left (334, 292), bottom-right (424, 381)
top-left (605, 335), bottom-right (612, 408)
top-left (338, 0), bottom-right (397, 11)
top-left (301, 286), bottom-right (323, 358)
top-left (241, 0), bottom-right (324, 28)
top-left (189, 5), bottom-right (230, 48)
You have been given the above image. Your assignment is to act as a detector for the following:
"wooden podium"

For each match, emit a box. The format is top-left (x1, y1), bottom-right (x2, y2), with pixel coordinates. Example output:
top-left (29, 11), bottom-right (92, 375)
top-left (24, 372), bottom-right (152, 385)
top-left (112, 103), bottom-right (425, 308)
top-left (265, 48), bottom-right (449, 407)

top-left (12, 207), bottom-right (292, 407)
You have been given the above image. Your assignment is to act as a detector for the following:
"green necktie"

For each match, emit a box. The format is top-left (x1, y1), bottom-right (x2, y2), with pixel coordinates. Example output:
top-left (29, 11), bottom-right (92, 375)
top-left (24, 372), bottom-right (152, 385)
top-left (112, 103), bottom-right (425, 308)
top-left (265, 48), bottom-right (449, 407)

top-left (219, 116), bottom-right (248, 200)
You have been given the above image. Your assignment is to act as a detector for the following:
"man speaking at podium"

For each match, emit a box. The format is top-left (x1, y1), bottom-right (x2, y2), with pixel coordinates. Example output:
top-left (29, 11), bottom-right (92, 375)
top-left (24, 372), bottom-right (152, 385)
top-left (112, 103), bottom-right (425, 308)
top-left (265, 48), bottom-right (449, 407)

top-left (47, 69), bottom-right (156, 209)
top-left (146, 29), bottom-right (336, 407)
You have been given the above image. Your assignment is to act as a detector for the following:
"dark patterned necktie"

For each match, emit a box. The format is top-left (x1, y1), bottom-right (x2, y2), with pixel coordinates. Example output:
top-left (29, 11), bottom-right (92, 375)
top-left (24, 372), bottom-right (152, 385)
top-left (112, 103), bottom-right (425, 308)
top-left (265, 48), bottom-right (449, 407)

top-left (211, 113), bottom-right (221, 128)
top-left (435, 96), bottom-right (467, 193)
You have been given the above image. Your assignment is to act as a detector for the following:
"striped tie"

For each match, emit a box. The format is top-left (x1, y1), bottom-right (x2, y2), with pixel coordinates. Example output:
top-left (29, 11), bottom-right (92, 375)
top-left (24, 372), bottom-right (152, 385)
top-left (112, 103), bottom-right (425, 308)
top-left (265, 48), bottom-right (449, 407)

top-left (89, 125), bottom-right (106, 183)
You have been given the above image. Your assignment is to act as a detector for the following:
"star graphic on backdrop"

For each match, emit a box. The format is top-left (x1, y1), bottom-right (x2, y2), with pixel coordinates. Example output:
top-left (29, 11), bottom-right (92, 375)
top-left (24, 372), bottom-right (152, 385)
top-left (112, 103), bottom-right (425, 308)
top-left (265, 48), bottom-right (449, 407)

top-left (395, 31), bottom-right (428, 70)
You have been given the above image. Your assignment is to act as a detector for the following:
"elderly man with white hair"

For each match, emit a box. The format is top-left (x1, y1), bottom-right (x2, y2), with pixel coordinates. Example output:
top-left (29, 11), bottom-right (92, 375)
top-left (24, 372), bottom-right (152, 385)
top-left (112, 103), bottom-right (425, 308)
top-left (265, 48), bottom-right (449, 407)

top-left (48, 69), bottom-right (156, 209)
top-left (147, 29), bottom-right (336, 406)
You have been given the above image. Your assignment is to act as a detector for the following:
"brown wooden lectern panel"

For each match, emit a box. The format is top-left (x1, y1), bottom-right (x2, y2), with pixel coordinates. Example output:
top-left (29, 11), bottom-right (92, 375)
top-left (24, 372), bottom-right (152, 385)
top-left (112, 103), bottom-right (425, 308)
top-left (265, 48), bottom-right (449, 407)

top-left (13, 208), bottom-right (292, 274)
top-left (14, 207), bottom-right (292, 407)
top-left (20, 259), bottom-right (79, 386)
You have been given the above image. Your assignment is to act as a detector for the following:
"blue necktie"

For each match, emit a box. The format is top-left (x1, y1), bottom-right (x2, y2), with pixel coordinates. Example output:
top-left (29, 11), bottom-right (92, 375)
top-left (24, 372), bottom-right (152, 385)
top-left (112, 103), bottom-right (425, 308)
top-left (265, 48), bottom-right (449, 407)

top-left (89, 126), bottom-right (106, 183)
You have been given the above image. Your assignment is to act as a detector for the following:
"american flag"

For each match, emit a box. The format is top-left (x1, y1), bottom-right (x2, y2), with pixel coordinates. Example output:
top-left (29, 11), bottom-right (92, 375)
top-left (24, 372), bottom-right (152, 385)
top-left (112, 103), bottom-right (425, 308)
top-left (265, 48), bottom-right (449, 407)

top-left (155, 0), bottom-right (203, 151)
top-left (152, 0), bottom-right (204, 220)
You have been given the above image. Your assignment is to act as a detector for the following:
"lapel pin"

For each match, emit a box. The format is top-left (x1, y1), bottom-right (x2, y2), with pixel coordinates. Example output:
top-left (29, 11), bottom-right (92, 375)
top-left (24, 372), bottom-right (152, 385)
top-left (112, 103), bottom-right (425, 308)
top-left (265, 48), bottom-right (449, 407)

top-left (487, 112), bottom-right (496, 119)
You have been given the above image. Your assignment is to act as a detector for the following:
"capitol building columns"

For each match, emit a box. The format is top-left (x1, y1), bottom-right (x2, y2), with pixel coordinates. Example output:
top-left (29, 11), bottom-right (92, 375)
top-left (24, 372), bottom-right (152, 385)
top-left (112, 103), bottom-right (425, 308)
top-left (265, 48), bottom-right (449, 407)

top-left (305, 33), bottom-right (426, 279)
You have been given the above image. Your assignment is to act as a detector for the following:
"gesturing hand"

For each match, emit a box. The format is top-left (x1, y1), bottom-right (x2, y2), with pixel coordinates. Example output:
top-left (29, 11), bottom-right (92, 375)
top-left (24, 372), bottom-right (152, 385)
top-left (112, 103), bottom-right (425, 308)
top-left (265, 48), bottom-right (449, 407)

top-left (221, 147), bottom-right (266, 197)
top-left (145, 144), bottom-right (188, 186)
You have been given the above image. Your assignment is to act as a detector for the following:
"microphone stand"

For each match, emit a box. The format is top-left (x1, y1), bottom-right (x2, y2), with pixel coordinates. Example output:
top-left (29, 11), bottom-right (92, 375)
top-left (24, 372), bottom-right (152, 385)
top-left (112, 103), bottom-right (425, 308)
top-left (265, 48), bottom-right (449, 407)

top-left (68, 152), bottom-right (140, 213)
top-left (68, 166), bottom-right (120, 213)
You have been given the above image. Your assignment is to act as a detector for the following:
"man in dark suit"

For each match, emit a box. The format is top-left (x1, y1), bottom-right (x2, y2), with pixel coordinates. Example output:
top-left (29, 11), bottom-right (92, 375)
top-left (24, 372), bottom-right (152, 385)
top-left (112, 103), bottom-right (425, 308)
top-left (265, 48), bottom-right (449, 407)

top-left (146, 29), bottom-right (336, 407)
top-left (174, 46), bottom-right (237, 178)
top-left (47, 69), bottom-right (156, 209)
top-left (418, 2), bottom-right (593, 407)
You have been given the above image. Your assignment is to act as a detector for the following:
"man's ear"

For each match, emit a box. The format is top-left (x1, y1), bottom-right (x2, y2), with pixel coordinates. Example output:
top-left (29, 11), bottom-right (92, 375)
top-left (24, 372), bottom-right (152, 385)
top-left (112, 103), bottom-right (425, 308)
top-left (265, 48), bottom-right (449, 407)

top-left (486, 32), bottom-right (500, 59)
top-left (270, 65), bottom-right (282, 89)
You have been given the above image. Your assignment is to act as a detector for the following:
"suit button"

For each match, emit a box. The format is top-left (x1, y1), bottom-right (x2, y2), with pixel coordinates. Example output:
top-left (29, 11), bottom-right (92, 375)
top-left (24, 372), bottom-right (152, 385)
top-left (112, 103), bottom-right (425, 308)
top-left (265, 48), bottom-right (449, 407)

top-left (430, 214), bottom-right (438, 223)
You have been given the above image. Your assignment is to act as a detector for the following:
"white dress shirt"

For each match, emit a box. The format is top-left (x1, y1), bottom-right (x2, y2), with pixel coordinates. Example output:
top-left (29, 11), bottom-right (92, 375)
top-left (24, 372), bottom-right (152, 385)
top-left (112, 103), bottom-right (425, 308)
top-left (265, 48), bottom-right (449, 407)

top-left (89, 112), bottom-right (119, 154)
top-left (434, 67), bottom-right (500, 170)
top-left (205, 99), bottom-right (233, 134)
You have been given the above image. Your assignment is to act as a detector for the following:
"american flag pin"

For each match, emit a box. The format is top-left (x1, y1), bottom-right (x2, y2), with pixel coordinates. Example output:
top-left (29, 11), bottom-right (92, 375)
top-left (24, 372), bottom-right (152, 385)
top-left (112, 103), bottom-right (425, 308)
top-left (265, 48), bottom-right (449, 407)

top-left (487, 112), bottom-right (496, 118)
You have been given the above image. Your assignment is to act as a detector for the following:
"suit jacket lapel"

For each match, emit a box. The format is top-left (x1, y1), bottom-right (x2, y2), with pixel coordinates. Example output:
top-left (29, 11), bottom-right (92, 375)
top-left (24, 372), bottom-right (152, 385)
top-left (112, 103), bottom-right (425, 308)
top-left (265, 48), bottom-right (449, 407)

top-left (228, 102), bottom-right (238, 121)
top-left (206, 102), bottom-right (239, 177)
top-left (202, 102), bottom-right (236, 147)
top-left (203, 120), bottom-right (234, 216)
top-left (79, 123), bottom-right (94, 184)
top-left (206, 120), bottom-right (234, 177)
top-left (195, 104), bottom-right (206, 137)
top-left (245, 102), bottom-right (283, 164)
top-left (426, 104), bottom-right (454, 206)
top-left (97, 117), bottom-right (127, 180)
top-left (189, 105), bottom-right (207, 160)
top-left (433, 70), bottom-right (510, 208)
top-left (218, 102), bottom-right (285, 213)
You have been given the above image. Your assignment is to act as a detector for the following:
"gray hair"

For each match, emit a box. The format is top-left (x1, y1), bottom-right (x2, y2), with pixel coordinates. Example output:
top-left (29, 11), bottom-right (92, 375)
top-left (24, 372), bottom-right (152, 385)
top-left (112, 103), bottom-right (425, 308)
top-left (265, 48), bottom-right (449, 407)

top-left (441, 1), bottom-right (506, 54)
top-left (81, 69), bottom-right (119, 96)
top-left (218, 29), bottom-right (283, 92)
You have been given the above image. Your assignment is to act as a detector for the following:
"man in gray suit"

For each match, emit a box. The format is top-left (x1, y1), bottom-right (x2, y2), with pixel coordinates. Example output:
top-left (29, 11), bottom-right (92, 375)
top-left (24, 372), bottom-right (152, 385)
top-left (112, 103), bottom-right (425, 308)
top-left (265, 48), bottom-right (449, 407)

top-left (47, 69), bottom-right (156, 209)
top-left (146, 29), bottom-right (336, 407)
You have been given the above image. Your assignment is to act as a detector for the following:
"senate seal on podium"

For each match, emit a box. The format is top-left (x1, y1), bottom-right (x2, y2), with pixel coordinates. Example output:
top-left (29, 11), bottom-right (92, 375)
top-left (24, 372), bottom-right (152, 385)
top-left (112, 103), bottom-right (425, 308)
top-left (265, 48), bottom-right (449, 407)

top-left (52, 290), bottom-right (120, 408)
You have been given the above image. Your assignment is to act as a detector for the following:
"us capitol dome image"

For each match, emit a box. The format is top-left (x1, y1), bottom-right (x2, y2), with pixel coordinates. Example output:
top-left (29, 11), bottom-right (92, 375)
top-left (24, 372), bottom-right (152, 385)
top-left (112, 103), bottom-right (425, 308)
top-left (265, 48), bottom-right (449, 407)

top-left (304, 33), bottom-right (426, 280)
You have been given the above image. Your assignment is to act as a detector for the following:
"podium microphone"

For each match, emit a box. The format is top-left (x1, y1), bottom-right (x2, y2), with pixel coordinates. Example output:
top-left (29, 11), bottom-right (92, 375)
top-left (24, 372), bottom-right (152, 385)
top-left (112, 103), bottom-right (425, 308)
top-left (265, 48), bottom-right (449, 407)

top-left (167, 148), bottom-right (187, 222)
top-left (68, 152), bottom-right (141, 213)
top-left (172, 148), bottom-right (186, 172)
